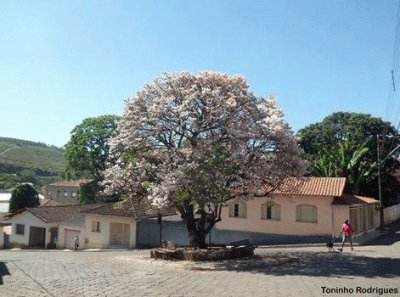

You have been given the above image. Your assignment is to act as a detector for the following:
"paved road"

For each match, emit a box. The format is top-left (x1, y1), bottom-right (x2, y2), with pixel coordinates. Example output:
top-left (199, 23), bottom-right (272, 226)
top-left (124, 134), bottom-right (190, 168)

top-left (1, 225), bottom-right (400, 297)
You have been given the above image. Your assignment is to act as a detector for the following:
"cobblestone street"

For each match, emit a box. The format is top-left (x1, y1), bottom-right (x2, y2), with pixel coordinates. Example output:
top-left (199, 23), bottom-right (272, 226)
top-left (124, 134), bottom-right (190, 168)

top-left (1, 226), bottom-right (400, 297)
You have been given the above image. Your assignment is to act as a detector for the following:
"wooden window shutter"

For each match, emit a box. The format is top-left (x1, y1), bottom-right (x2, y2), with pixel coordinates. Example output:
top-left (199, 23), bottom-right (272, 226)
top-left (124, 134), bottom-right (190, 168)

top-left (261, 204), bottom-right (266, 219)
top-left (241, 203), bottom-right (247, 218)
top-left (229, 204), bottom-right (234, 217)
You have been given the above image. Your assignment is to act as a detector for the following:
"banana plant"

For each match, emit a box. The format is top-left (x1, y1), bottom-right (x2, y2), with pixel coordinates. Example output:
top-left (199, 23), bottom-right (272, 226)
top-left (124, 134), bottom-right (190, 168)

top-left (308, 136), bottom-right (377, 194)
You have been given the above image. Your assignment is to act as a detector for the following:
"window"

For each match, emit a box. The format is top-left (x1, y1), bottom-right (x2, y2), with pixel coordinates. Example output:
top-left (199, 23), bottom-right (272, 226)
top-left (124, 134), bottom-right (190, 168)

top-left (91, 221), bottom-right (101, 232)
top-left (63, 191), bottom-right (68, 197)
top-left (229, 203), bottom-right (247, 218)
top-left (16, 224), bottom-right (25, 235)
top-left (261, 202), bottom-right (281, 220)
top-left (72, 192), bottom-right (77, 198)
top-left (296, 205), bottom-right (317, 223)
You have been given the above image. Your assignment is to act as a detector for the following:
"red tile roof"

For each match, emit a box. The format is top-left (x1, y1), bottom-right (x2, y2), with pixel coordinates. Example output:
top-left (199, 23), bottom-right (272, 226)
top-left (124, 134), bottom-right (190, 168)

top-left (47, 179), bottom-right (93, 187)
top-left (263, 177), bottom-right (347, 197)
top-left (7, 205), bottom-right (100, 223)
top-left (7, 203), bottom-right (176, 223)
top-left (40, 199), bottom-right (65, 207)
top-left (333, 194), bottom-right (378, 206)
top-left (82, 203), bottom-right (176, 219)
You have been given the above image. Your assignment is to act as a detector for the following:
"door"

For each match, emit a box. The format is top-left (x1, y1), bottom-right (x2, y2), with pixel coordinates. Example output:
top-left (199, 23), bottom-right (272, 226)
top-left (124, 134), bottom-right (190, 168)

top-left (109, 223), bottom-right (130, 247)
top-left (137, 219), bottom-right (161, 247)
top-left (64, 229), bottom-right (81, 249)
top-left (29, 226), bottom-right (46, 248)
top-left (4, 233), bottom-right (10, 248)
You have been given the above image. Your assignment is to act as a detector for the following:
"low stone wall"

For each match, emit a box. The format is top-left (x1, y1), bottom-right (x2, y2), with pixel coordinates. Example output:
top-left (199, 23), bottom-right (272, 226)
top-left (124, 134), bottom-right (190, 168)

top-left (384, 204), bottom-right (400, 225)
top-left (151, 246), bottom-right (255, 261)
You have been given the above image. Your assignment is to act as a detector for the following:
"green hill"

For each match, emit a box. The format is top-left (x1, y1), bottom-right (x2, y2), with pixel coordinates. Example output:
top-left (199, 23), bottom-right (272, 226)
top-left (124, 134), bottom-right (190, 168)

top-left (0, 137), bottom-right (66, 190)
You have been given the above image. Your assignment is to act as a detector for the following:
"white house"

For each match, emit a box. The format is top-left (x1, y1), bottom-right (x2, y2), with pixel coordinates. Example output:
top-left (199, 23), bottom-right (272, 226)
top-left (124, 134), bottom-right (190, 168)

top-left (7, 204), bottom-right (174, 249)
top-left (215, 177), bottom-right (380, 244)
top-left (56, 205), bottom-right (140, 249)
top-left (8, 205), bottom-right (97, 248)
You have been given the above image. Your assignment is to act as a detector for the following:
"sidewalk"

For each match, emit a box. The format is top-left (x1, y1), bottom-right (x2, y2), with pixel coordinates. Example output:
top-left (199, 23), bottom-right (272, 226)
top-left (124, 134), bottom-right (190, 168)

top-left (257, 220), bottom-right (400, 249)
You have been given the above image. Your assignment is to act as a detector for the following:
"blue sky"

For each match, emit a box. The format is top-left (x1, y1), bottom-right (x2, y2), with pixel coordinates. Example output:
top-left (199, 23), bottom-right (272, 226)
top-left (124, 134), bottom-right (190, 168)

top-left (0, 0), bottom-right (398, 147)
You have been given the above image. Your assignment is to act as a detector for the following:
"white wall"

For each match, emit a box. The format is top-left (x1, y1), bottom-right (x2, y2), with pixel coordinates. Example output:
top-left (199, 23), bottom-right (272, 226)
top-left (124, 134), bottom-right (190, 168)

top-left (59, 221), bottom-right (87, 249)
top-left (59, 214), bottom-right (138, 249)
top-left (3, 225), bottom-right (11, 235)
top-left (216, 195), bottom-right (338, 236)
top-left (9, 212), bottom-right (50, 247)
top-left (332, 204), bottom-right (349, 236)
top-left (0, 201), bottom-right (9, 212)
top-left (0, 192), bottom-right (11, 212)
top-left (85, 214), bottom-right (137, 248)
top-left (384, 204), bottom-right (400, 224)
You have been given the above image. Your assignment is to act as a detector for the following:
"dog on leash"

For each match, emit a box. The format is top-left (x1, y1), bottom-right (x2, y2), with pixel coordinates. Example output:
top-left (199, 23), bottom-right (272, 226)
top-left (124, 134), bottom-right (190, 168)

top-left (327, 237), bottom-right (337, 252)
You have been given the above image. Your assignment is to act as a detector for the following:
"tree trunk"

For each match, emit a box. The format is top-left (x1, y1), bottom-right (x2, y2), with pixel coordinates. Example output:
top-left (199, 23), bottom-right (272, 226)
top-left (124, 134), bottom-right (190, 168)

top-left (187, 227), bottom-right (207, 249)
top-left (177, 201), bottom-right (221, 249)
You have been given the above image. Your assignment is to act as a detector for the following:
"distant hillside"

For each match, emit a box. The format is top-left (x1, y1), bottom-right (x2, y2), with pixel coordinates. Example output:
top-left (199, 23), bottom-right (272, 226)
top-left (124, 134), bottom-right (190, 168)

top-left (0, 137), bottom-right (66, 190)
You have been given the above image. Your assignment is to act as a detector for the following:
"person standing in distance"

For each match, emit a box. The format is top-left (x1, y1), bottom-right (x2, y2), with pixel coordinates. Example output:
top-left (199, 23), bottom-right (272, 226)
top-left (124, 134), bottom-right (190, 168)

top-left (338, 219), bottom-right (354, 251)
top-left (74, 235), bottom-right (80, 251)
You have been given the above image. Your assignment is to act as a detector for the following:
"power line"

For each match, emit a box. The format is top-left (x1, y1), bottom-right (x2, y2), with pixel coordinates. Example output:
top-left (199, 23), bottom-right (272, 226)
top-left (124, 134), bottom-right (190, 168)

top-left (385, 0), bottom-right (400, 123)
top-left (382, 0), bottom-right (400, 153)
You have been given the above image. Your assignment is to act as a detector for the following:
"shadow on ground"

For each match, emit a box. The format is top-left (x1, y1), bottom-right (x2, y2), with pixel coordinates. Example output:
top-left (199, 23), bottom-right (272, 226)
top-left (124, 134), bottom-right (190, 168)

top-left (218, 251), bottom-right (400, 278)
top-left (367, 220), bottom-right (400, 246)
top-left (214, 221), bottom-right (400, 277)
top-left (0, 262), bottom-right (10, 285)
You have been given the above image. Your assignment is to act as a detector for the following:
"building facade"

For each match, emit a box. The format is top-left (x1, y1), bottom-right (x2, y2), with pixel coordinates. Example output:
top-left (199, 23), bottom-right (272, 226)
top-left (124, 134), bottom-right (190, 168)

top-left (43, 179), bottom-right (92, 205)
top-left (215, 177), bottom-right (379, 244)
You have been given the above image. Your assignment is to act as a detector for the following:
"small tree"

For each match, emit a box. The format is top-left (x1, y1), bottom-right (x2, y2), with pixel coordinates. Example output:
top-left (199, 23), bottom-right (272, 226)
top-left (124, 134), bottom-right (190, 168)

top-left (9, 184), bottom-right (39, 213)
top-left (102, 72), bottom-right (305, 248)
top-left (65, 115), bottom-right (119, 180)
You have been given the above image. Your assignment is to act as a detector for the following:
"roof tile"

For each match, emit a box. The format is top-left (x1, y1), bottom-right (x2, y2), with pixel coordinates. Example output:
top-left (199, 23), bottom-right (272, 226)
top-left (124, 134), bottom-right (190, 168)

top-left (263, 177), bottom-right (347, 197)
top-left (9, 205), bottom-right (99, 223)
top-left (47, 179), bottom-right (93, 187)
top-left (82, 203), bottom-right (176, 219)
top-left (333, 194), bottom-right (378, 205)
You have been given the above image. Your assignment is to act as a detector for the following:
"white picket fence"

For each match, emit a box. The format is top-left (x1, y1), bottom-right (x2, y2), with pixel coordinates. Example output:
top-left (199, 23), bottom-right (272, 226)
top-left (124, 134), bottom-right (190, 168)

top-left (384, 204), bottom-right (400, 224)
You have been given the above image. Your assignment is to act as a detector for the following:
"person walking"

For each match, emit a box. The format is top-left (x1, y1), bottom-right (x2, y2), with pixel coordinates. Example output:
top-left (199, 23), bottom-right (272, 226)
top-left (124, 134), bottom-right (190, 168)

top-left (74, 235), bottom-right (80, 251)
top-left (338, 219), bottom-right (354, 251)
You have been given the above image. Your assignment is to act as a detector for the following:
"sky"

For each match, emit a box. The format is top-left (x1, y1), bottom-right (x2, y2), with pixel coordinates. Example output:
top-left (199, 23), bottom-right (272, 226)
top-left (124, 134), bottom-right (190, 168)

top-left (0, 0), bottom-right (399, 147)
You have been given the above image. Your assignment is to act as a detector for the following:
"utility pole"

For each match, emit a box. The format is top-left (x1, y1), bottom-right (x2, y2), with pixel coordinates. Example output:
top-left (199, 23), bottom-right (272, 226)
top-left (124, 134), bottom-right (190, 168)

top-left (157, 213), bottom-right (163, 246)
top-left (376, 135), bottom-right (400, 229)
top-left (376, 135), bottom-right (384, 228)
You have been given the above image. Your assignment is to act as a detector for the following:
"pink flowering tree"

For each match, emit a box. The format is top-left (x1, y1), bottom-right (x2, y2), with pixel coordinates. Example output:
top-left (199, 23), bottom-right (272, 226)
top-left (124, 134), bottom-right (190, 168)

top-left (102, 72), bottom-right (305, 248)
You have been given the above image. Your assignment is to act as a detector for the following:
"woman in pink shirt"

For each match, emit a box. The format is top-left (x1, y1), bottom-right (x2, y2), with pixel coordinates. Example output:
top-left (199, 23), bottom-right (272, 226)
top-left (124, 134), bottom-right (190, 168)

top-left (338, 219), bottom-right (354, 251)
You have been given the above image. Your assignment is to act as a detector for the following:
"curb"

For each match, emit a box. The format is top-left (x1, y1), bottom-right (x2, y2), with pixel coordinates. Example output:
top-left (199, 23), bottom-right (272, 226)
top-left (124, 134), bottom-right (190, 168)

top-left (256, 243), bottom-right (327, 249)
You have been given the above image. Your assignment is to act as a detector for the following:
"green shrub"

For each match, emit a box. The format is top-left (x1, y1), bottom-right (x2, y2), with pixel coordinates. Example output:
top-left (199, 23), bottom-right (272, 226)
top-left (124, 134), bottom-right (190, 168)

top-left (9, 184), bottom-right (40, 213)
